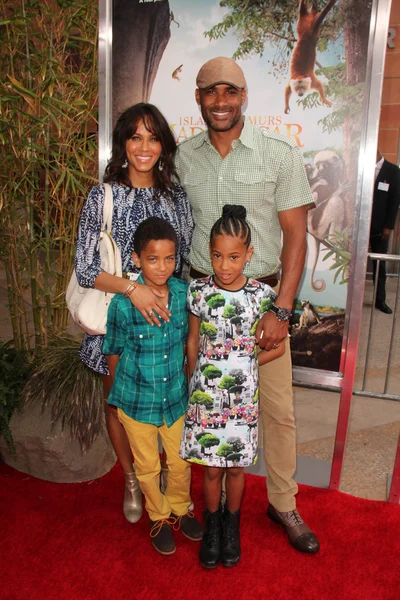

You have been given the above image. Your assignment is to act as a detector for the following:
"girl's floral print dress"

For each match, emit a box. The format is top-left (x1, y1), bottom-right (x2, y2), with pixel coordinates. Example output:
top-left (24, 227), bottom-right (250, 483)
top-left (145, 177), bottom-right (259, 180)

top-left (180, 276), bottom-right (276, 468)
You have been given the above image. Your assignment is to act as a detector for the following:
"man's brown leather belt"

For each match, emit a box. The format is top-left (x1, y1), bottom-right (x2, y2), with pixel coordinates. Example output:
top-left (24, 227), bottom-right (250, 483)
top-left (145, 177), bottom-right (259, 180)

top-left (189, 266), bottom-right (279, 288)
top-left (255, 274), bottom-right (279, 287)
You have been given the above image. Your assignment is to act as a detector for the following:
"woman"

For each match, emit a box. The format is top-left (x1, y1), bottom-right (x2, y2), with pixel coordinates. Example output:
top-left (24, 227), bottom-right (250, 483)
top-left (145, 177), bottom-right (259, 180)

top-left (75, 103), bottom-right (193, 523)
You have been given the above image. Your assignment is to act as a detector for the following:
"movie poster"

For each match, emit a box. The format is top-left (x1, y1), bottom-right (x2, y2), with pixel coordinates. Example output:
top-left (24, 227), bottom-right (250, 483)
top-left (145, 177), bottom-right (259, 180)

top-left (111, 0), bottom-right (373, 372)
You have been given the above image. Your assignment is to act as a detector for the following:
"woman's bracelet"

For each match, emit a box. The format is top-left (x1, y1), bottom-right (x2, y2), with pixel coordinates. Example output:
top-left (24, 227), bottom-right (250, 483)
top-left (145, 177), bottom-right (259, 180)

top-left (124, 281), bottom-right (137, 298)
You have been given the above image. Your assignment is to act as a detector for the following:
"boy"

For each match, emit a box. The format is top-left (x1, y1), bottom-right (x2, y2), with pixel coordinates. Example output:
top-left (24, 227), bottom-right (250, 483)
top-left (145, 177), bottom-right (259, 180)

top-left (103, 216), bottom-right (202, 555)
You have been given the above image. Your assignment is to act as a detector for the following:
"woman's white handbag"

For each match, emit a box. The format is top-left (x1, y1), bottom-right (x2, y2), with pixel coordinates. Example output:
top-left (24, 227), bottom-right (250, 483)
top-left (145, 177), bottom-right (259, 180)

top-left (66, 183), bottom-right (123, 336)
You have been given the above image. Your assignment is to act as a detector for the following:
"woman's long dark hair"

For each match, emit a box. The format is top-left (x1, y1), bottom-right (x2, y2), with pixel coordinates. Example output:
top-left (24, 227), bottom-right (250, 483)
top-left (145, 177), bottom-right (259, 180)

top-left (104, 103), bottom-right (178, 199)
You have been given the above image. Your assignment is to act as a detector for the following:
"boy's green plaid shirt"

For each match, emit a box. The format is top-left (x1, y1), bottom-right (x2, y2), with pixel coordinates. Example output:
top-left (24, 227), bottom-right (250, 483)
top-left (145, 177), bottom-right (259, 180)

top-left (103, 274), bottom-right (189, 427)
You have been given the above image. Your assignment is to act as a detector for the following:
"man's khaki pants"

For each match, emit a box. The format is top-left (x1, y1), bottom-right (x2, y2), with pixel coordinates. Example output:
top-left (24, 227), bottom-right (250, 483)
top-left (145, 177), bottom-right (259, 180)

top-left (118, 411), bottom-right (191, 521)
top-left (259, 334), bottom-right (298, 512)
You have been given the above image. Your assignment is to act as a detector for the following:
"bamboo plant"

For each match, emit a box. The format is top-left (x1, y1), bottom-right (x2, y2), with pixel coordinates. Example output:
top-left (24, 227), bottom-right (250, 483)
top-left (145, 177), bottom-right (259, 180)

top-left (0, 0), bottom-right (101, 451)
top-left (0, 0), bottom-right (99, 351)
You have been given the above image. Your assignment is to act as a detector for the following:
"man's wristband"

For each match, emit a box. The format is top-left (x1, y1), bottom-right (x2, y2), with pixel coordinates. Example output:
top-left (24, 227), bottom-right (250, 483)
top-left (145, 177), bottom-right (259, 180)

top-left (269, 303), bottom-right (292, 322)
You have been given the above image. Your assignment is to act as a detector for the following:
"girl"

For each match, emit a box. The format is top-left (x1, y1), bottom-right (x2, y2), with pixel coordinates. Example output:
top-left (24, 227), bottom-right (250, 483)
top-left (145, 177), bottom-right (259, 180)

top-left (180, 204), bottom-right (284, 568)
top-left (75, 103), bottom-right (193, 524)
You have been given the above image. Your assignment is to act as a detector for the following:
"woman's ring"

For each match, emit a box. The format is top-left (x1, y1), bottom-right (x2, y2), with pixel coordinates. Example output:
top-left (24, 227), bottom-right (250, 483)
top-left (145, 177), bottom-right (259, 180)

top-left (148, 310), bottom-right (154, 317)
top-left (272, 343), bottom-right (280, 349)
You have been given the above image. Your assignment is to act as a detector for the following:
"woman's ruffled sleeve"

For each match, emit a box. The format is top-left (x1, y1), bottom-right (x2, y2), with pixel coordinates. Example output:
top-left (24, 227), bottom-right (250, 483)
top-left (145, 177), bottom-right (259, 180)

top-left (74, 185), bottom-right (105, 288)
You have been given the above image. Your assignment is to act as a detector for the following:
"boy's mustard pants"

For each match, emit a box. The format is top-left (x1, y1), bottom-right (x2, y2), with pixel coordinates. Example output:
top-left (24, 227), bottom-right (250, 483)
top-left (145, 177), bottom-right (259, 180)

top-left (118, 411), bottom-right (191, 521)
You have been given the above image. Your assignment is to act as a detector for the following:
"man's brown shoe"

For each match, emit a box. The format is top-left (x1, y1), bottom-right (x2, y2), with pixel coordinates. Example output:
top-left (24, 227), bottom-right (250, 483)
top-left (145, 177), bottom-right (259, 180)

top-left (150, 518), bottom-right (176, 555)
top-left (267, 504), bottom-right (320, 553)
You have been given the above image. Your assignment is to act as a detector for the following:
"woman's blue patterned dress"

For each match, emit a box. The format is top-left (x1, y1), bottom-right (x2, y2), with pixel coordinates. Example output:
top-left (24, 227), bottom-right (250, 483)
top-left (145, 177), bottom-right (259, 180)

top-left (75, 182), bottom-right (193, 374)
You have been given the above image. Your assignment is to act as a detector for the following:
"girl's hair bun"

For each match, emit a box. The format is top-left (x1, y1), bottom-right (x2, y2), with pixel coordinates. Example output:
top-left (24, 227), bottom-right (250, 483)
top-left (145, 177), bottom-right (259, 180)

top-left (211, 203), bottom-right (251, 246)
top-left (222, 204), bottom-right (247, 220)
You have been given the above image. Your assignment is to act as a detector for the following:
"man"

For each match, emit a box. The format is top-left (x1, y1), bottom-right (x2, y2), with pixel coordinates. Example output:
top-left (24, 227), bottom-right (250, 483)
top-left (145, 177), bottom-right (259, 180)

top-left (370, 151), bottom-right (400, 314)
top-left (175, 56), bottom-right (320, 555)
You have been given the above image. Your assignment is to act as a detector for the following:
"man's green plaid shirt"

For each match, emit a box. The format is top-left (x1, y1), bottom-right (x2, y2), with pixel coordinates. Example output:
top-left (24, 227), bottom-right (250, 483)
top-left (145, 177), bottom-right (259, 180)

top-left (102, 274), bottom-right (189, 427)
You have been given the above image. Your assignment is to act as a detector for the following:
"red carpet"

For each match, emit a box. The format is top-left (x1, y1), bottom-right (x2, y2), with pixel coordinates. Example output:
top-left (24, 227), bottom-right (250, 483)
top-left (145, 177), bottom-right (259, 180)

top-left (1, 461), bottom-right (399, 600)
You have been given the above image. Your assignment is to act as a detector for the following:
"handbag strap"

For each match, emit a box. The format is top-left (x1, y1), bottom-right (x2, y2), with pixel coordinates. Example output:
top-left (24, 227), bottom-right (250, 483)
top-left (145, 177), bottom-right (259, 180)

top-left (101, 182), bottom-right (122, 277)
top-left (102, 183), bottom-right (113, 232)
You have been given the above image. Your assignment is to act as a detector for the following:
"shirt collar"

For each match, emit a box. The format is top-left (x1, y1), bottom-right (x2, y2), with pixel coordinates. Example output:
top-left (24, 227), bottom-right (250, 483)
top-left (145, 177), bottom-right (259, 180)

top-left (234, 117), bottom-right (255, 150)
top-left (376, 157), bottom-right (384, 170)
top-left (191, 129), bottom-right (209, 149)
top-left (137, 273), bottom-right (186, 297)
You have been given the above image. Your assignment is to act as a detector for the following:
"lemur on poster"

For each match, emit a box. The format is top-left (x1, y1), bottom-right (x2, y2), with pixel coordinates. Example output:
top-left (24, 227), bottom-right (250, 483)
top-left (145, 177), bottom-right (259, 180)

top-left (284, 0), bottom-right (336, 114)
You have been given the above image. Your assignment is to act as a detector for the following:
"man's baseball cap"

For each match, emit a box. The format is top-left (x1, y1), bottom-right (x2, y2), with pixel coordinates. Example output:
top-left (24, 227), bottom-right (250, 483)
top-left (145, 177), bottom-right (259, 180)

top-left (196, 57), bottom-right (246, 90)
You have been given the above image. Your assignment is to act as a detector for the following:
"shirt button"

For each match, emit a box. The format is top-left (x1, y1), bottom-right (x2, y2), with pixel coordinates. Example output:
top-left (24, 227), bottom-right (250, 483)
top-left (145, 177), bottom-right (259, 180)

top-left (164, 354), bottom-right (167, 359)
top-left (163, 377), bottom-right (167, 381)
top-left (219, 176), bottom-right (223, 181)
top-left (164, 334), bottom-right (167, 337)
top-left (163, 398), bottom-right (166, 402)
top-left (139, 334), bottom-right (143, 338)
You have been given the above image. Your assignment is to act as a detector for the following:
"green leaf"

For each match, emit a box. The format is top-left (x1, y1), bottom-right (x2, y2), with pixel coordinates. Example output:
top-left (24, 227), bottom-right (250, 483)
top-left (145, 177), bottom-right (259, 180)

top-left (7, 76), bottom-right (37, 100)
top-left (322, 249), bottom-right (335, 261)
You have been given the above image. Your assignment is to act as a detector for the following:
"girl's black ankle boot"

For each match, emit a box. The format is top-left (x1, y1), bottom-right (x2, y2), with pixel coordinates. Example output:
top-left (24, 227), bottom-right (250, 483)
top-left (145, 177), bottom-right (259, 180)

top-left (221, 508), bottom-right (241, 567)
top-left (199, 508), bottom-right (223, 569)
